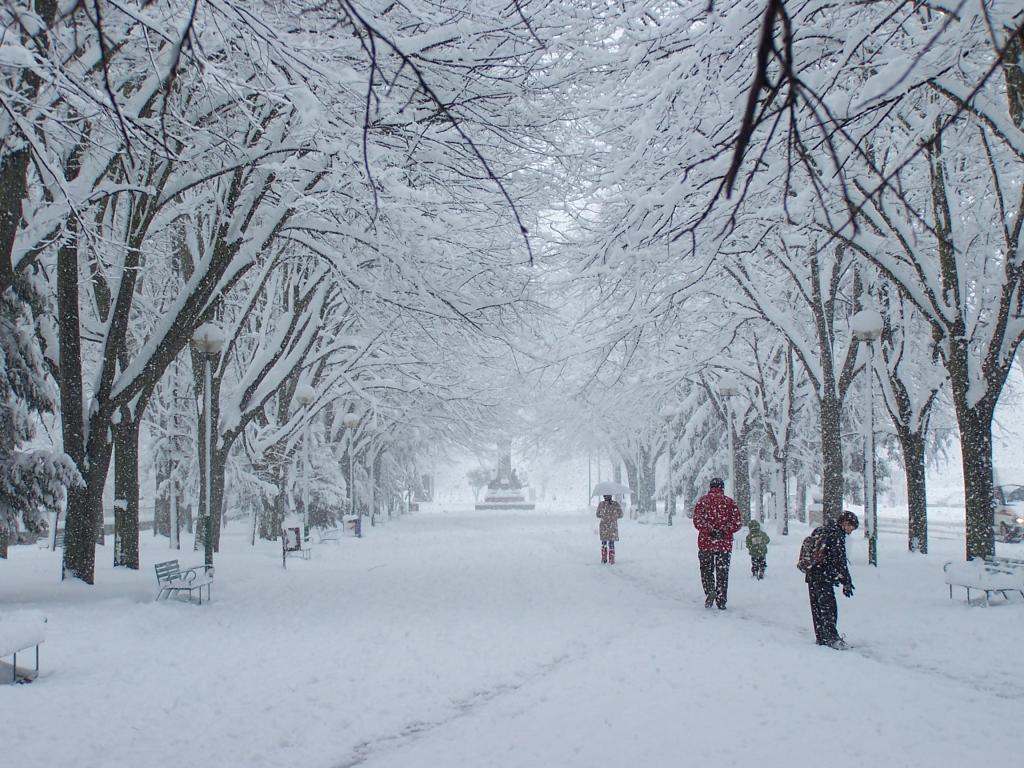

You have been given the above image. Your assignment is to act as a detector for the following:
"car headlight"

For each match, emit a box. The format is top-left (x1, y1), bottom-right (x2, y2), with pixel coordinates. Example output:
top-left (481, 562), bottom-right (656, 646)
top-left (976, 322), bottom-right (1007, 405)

top-left (1016, 517), bottom-right (1024, 525)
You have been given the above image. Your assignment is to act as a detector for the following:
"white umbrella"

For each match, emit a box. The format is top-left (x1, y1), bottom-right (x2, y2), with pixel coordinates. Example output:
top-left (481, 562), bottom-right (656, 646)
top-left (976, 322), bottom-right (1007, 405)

top-left (590, 481), bottom-right (632, 498)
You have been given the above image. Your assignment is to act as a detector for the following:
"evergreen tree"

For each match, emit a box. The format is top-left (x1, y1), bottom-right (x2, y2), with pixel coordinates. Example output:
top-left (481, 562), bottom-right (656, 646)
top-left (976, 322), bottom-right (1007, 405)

top-left (0, 271), bottom-right (77, 540)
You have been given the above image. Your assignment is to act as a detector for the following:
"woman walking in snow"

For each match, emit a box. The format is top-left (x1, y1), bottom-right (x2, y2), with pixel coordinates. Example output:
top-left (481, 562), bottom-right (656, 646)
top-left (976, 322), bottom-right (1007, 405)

top-left (596, 494), bottom-right (623, 564)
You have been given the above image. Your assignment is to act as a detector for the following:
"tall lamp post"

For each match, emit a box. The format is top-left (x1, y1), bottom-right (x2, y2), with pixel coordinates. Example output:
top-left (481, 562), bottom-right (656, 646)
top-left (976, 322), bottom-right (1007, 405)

top-left (719, 375), bottom-right (740, 496)
top-left (294, 383), bottom-right (316, 536)
top-left (191, 323), bottom-right (226, 568)
top-left (851, 308), bottom-right (883, 567)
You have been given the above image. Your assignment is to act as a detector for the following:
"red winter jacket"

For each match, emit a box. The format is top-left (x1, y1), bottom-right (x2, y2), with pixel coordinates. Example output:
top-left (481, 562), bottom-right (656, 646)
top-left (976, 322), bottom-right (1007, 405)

top-left (693, 488), bottom-right (742, 553)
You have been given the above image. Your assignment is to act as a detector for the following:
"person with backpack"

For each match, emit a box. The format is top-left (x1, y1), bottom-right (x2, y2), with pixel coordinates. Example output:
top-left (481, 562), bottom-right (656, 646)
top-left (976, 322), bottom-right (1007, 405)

top-left (745, 520), bottom-right (771, 579)
top-left (693, 477), bottom-right (743, 609)
top-left (596, 494), bottom-right (624, 564)
top-left (800, 510), bottom-right (859, 649)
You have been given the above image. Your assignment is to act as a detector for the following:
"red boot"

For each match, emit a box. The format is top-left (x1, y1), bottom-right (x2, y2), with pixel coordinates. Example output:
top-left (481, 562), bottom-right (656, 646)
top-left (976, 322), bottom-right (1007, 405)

top-left (608, 544), bottom-right (615, 565)
top-left (601, 543), bottom-right (608, 564)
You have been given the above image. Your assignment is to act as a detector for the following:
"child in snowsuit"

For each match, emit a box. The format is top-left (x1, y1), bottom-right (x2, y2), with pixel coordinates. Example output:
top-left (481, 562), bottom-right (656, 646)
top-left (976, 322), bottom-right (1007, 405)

top-left (745, 520), bottom-right (771, 579)
top-left (596, 494), bottom-right (623, 564)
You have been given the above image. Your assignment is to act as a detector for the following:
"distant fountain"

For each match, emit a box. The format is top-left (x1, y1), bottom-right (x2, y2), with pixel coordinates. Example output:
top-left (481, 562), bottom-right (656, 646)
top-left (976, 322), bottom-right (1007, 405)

top-left (475, 440), bottom-right (535, 510)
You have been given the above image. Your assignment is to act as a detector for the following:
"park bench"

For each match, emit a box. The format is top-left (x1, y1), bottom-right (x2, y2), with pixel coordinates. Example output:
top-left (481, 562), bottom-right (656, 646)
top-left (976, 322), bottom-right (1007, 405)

top-left (0, 611), bottom-right (46, 684)
top-left (318, 516), bottom-right (361, 543)
top-left (154, 560), bottom-right (215, 605)
top-left (281, 526), bottom-right (311, 567)
top-left (318, 527), bottom-right (344, 544)
top-left (38, 531), bottom-right (64, 549)
top-left (943, 556), bottom-right (1024, 605)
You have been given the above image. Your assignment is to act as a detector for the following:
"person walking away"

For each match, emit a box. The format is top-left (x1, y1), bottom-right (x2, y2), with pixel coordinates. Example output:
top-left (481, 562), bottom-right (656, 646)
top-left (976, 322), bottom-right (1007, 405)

top-left (596, 494), bottom-right (623, 564)
top-left (693, 478), bottom-right (742, 609)
top-left (745, 520), bottom-right (771, 579)
top-left (804, 510), bottom-right (859, 649)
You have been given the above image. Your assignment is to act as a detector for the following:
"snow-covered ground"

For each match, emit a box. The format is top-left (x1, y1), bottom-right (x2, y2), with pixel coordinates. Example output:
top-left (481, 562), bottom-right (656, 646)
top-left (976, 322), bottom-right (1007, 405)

top-left (2, 505), bottom-right (1021, 768)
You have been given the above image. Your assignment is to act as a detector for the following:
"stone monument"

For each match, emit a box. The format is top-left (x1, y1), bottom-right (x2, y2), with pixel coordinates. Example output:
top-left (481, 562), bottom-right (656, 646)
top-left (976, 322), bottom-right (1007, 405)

top-left (475, 440), bottom-right (535, 510)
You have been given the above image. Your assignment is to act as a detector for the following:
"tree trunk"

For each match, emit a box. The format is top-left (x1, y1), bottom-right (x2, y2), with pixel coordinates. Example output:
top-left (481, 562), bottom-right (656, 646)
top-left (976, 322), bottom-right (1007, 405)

top-left (682, 475), bottom-right (697, 518)
top-left (764, 458), bottom-right (788, 534)
top-left (638, 444), bottom-right (656, 517)
top-left (0, 0), bottom-right (57, 294)
top-left (666, 443), bottom-right (677, 522)
top-left (211, 445), bottom-right (228, 552)
top-left (257, 475), bottom-right (277, 540)
top-left (796, 478), bottom-right (808, 523)
top-left (372, 451), bottom-right (383, 523)
top-left (734, 430), bottom-right (751, 523)
top-left (897, 428), bottom-right (928, 553)
top-left (112, 414), bottom-right (142, 569)
top-left (623, 456), bottom-right (638, 519)
top-left (154, 457), bottom-right (171, 538)
top-left (273, 472), bottom-right (289, 536)
top-left (56, 225), bottom-right (108, 583)
top-left (0, 146), bottom-right (31, 295)
top-left (750, 464), bottom-right (762, 522)
top-left (820, 390), bottom-right (845, 523)
top-left (958, 410), bottom-right (996, 560)
top-left (63, 457), bottom-right (108, 584)
top-left (342, 446), bottom-right (353, 516)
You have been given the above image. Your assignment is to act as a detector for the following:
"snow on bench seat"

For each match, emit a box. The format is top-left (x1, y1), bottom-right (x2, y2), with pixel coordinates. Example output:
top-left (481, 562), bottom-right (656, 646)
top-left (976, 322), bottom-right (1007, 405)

top-left (943, 559), bottom-right (1024, 604)
top-left (0, 610), bottom-right (46, 683)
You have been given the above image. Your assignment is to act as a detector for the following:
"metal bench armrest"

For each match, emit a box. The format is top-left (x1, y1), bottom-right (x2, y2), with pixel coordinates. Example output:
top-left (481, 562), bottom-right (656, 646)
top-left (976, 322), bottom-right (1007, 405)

top-left (180, 565), bottom-right (215, 583)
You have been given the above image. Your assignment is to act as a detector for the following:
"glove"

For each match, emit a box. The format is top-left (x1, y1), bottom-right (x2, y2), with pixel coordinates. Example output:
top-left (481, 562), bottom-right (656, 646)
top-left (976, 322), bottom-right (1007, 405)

top-left (842, 583), bottom-right (854, 598)
top-left (709, 530), bottom-right (724, 541)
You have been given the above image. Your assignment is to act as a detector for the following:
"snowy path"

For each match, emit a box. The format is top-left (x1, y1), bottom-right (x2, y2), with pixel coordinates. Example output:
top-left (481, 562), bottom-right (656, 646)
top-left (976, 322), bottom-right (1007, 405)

top-left (2, 509), bottom-right (1021, 768)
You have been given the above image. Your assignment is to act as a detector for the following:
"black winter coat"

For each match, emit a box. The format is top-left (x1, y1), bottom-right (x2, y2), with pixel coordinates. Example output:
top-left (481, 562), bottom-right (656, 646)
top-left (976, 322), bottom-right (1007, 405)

top-left (805, 521), bottom-right (853, 587)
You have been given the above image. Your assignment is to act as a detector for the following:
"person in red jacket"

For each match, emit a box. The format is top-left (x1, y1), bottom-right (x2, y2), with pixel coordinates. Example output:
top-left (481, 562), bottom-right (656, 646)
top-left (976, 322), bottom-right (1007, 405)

top-left (693, 477), bottom-right (743, 609)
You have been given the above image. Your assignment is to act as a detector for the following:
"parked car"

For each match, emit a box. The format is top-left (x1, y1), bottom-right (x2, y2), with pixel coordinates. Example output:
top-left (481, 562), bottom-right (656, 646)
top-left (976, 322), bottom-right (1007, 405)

top-left (994, 483), bottom-right (1024, 543)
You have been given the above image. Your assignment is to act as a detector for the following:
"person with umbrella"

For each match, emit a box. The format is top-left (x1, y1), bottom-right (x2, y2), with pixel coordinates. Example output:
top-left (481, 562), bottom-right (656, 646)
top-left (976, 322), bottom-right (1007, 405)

top-left (596, 492), bottom-right (624, 564)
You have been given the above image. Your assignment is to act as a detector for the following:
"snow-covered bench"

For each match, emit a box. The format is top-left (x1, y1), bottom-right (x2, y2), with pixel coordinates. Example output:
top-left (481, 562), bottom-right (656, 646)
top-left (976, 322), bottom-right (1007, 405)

top-left (318, 516), bottom-right (360, 543)
top-left (154, 560), bottom-right (215, 604)
top-left (318, 527), bottom-right (344, 543)
top-left (943, 556), bottom-right (1024, 605)
top-left (37, 531), bottom-right (64, 549)
top-left (281, 526), bottom-right (311, 567)
top-left (0, 610), bottom-right (46, 683)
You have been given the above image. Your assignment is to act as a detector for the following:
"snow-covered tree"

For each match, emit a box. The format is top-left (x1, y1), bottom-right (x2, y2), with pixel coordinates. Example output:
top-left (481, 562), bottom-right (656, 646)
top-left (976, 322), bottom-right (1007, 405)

top-left (0, 271), bottom-right (77, 543)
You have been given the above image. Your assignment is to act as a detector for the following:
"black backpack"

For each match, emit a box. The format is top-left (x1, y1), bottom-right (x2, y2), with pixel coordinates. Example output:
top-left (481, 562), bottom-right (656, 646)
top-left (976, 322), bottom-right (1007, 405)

top-left (796, 528), bottom-right (827, 573)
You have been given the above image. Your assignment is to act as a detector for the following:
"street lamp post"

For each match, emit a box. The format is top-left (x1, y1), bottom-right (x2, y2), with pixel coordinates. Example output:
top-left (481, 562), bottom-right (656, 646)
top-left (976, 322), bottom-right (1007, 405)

top-left (191, 323), bottom-right (226, 568)
top-left (719, 375), bottom-right (740, 497)
top-left (851, 308), bottom-right (884, 567)
top-left (294, 383), bottom-right (316, 537)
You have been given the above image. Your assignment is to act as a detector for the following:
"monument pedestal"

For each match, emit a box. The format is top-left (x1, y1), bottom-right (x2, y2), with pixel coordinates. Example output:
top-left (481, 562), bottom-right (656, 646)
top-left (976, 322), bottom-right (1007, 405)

top-left (475, 489), bottom-right (535, 511)
top-left (475, 439), bottom-right (535, 510)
